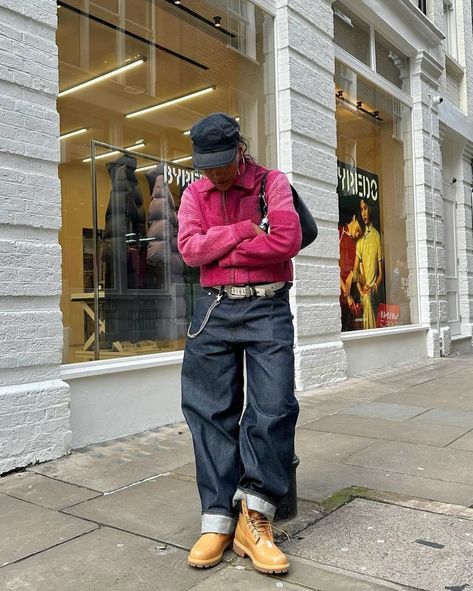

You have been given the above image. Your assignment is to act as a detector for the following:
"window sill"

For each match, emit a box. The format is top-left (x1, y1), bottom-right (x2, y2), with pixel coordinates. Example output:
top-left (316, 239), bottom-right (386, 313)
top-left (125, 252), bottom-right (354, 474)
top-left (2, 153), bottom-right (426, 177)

top-left (341, 324), bottom-right (429, 341)
top-left (61, 350), bottom-right (184, 380)
top-left (445, 53), bottom-right (464, 79)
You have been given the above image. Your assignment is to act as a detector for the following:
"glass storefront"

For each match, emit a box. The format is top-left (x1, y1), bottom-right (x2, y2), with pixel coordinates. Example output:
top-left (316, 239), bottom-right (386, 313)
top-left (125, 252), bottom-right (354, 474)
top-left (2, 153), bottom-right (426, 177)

top-left (57, 0), bottom-right (276, 363)
top-left (335, 62), bottom-right (418, 332)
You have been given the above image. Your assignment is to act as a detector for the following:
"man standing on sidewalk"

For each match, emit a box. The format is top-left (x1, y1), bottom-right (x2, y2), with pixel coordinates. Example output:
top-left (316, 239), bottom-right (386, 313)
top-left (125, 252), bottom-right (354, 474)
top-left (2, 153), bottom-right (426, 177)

top-left (177, 113), bottom-right (301, 575)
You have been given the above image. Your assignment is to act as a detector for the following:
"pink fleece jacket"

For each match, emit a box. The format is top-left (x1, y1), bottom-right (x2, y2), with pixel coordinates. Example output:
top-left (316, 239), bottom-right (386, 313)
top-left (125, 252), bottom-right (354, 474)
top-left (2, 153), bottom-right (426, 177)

top-left (177, 160), bottom-right (301, 287)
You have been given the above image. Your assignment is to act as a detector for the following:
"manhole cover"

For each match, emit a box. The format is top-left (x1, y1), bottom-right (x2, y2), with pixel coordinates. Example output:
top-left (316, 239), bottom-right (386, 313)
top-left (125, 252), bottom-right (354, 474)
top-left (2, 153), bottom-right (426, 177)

top-left (285, 499), bottom-right (473, 591)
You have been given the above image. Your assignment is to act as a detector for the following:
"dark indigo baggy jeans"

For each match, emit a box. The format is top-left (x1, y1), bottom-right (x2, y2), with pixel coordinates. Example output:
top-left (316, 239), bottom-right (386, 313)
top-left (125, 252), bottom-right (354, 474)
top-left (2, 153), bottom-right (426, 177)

top-left (181, 284), bottom-right (299, 534)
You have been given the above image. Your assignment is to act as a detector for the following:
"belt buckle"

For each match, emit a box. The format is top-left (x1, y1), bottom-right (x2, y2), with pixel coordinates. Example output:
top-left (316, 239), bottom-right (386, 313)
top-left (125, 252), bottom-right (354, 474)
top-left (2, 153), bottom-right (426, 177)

top-left (227, 286), bottom-right (253, 299)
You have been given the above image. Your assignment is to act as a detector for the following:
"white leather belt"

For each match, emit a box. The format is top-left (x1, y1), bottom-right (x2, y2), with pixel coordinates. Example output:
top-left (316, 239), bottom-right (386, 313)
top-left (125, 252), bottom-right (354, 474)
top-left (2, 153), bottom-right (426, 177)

top-left (213, 282), bottom-right (285, 299)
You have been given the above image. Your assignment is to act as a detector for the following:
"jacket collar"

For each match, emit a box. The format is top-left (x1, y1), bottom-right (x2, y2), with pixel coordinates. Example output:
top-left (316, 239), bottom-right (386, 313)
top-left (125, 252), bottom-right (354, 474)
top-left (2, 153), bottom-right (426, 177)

top-left (196, 159), bottom-right (257, 193)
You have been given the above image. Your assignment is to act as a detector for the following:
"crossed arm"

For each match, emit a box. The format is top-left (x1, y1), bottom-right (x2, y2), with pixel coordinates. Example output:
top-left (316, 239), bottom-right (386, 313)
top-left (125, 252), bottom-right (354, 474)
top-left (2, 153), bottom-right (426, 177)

top-left (177, 172), bottom-right (302, 269)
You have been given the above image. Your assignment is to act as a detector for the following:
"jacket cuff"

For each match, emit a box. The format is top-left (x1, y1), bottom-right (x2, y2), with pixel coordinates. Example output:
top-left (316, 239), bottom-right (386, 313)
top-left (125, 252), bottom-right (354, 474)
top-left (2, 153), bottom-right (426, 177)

top-left (231, 219), bottom-right (255, 242)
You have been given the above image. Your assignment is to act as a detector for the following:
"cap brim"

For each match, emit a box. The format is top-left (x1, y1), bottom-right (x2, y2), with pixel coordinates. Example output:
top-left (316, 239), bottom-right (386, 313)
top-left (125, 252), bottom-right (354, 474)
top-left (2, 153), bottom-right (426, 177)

top-left (192, 145), bottom-right (237, 170)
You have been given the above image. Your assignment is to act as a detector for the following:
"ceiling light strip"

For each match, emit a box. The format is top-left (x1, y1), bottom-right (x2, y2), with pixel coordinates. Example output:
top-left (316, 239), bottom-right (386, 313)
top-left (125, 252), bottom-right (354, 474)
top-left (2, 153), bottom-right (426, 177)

top-left (57, 1), bottom-right (209, 71)
top-left (125, 85), bottom-right (216, 119)
top-left (135, 163), bottom-right (159, 173)
top-left (60, 128), bottom-right (88, 140)
top-left (59, 57), bottom-right (145, 98)
top-left (82, 140), bottom-right (145, 163)
top-left (171, 155), bottom-right (192, 164)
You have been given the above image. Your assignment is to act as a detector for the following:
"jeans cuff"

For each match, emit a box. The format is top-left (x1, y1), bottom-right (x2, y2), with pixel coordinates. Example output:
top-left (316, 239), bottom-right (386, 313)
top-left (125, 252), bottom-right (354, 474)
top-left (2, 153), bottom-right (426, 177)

top-left (232, 489), bottom-right (277, 521)
top-left (201, 513), bottom-right (236, 534)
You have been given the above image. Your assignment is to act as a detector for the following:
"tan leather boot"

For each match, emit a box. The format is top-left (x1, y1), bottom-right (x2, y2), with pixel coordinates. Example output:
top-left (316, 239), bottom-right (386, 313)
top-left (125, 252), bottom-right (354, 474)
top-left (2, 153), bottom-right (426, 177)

top-left (233, 499), bottom-right (289, 574)
top-left (188, 533), bottom-right (233, 568)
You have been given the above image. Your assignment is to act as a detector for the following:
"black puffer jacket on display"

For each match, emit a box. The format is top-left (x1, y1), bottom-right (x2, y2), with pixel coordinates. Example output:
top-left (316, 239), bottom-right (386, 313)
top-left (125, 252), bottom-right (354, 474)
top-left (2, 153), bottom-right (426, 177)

top-left (145, 165), bottom-right (186, 340)
top-left (102, 155), bottom-right (147, 344)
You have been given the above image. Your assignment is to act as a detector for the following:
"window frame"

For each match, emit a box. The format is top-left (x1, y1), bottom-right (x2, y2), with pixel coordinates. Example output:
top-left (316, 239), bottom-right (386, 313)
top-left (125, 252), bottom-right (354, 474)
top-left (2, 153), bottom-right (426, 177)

top-left (334, 46), bottom-right (421, 334)
top-left (333, 1), bottom-right (410, 93)
top-left (443, 0), bottom-right (459, 61)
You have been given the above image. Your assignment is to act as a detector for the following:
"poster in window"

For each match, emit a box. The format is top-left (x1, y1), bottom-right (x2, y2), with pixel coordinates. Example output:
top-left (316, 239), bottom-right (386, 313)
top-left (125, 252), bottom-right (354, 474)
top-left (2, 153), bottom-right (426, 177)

top-left (337, 160), bottom-right (389, 331)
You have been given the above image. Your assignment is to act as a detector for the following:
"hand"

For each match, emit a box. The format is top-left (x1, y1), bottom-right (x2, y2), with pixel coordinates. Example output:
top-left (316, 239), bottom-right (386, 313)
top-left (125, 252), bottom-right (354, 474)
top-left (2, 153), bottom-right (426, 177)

top-left (252, 223), bottom-right (266, 235)
top-left (347, 295), bottom-right (357, 314)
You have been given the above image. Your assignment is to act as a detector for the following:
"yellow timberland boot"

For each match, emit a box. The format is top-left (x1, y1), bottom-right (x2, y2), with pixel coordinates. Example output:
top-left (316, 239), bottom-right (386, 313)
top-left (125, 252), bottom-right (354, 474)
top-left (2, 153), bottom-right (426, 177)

top-left (233, 499), bottom-right (289, 574)
top-left (188, 533), bottom-right (233, 568)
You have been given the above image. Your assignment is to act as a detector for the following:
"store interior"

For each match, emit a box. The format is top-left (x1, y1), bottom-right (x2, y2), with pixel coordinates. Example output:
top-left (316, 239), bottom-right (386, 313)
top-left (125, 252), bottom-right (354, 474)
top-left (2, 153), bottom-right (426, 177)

top-left (335, 64), bottom-right (418, 331)
top-left (57, 0), bottom-right (276, 362)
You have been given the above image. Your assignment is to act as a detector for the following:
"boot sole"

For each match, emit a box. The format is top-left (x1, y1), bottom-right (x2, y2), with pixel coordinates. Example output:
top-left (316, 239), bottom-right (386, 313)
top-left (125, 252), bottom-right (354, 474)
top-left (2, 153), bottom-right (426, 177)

top-left (233, 539), bottom-right (289, 574)
top-left (188, 539), bottom-right (233, 569)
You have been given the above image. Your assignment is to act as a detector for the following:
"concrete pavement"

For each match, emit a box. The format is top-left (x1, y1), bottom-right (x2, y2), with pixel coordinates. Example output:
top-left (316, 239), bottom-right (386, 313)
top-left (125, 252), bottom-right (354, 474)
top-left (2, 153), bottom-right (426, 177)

top-left (1, 350), bottom-right (473, 590)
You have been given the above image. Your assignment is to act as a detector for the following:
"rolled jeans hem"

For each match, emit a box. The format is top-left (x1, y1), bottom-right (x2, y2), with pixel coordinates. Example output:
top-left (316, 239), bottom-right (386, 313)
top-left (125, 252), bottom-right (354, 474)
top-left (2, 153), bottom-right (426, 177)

top-left (201, 513), bottom-right (236, 534)
top-left (232, 489), bottom-right (277, 521)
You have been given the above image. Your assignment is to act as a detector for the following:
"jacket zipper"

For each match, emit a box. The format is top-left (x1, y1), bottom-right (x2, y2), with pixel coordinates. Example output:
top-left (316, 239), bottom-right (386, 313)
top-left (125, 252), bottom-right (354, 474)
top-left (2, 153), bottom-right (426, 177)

top-left (221, 191), bottom-right (229, 225)
top-left (221, 191), bottom-right (235, 283)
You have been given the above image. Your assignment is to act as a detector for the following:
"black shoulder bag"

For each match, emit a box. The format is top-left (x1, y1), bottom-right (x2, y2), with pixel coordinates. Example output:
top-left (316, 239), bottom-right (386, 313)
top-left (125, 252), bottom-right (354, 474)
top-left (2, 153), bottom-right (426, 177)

top-left (259, 172), bottom-right (318, 250)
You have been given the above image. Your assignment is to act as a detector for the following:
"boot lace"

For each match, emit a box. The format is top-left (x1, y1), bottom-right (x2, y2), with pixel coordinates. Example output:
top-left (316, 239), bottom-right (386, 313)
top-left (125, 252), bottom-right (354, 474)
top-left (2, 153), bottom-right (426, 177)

top-left (247, 511), bottom-right (290, 542)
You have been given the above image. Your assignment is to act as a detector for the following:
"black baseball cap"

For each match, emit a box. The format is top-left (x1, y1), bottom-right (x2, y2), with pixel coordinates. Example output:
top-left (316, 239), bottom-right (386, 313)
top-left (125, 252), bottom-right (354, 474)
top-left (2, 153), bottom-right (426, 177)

top-left (190, 113), bottom-right (240, 169)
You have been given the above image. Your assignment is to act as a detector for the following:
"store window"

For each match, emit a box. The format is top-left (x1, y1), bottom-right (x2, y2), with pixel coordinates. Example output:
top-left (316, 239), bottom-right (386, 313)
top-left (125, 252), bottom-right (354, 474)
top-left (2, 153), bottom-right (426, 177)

top-left (417, 0), bottom-right (427, 14)
top-left (443, 0), bottom-right (459, 61)
top-left (333, 1), bottom-right (370, 67)
top-left (336, 63), bottom-right (418, 332)
top-left (333, 2), bottom-right (410, 93)
top-left (375, 33), bottom-right (410, 93)
top-left (57, 0), bottom-right (276, 363)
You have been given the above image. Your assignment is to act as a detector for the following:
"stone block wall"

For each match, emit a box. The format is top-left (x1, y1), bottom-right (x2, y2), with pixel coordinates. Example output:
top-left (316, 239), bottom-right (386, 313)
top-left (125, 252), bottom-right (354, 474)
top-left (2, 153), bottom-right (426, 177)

top-left (276, 0), bottom-right (347, 389)
top-left (0, 0), bottom-right (70, 474)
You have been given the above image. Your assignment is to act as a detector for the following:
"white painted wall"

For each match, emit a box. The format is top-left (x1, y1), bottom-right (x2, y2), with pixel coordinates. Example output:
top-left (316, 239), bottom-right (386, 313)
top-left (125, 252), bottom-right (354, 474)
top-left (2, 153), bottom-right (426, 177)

top-left (277, 0), bottom-right (348, 390)
top-left (343, 328), bottom-right (428, 376)
top-left (0, 0), bottom-right (70, 474)
top-left (65, 360), bottom-right (184, 448)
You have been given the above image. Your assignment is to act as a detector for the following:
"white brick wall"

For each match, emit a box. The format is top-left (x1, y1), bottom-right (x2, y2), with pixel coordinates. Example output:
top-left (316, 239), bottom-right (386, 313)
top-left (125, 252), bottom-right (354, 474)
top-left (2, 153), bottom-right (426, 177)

top-left (277, 0), bottom-right (347, 389)
top-left (0, 0), bottom-right (70, 474)
top-left (410, 50), bottom-right (445, 348)
top-left (433, 0), bottom-right (473, 342)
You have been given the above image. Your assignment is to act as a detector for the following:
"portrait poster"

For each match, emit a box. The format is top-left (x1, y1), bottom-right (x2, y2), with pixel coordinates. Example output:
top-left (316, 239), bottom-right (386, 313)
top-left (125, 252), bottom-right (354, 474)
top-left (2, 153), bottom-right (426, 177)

top-left (337, 161), bottom-right (388, 331)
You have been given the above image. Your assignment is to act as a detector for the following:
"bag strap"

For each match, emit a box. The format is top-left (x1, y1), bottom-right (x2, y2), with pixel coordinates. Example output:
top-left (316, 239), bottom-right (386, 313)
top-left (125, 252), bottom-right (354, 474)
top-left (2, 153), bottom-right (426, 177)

top-left (259, 171), bottom-right (269, 217)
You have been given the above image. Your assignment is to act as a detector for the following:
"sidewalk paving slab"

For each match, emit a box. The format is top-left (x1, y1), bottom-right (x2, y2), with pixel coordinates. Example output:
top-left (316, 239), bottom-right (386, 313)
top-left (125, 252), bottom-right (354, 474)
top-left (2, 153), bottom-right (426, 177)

top-left (300, 413), bottom-right (469, 446)
top-left (187, 558), bottom-right (404, 591)
top-left (295, 430), bottom-right (376, 462)
top-left (30, 424), bottom-right (194, 493)
top-left (0, 527), bottom-right (221, 591)
top-left (280, 555), bottom-right (406, 591)
top-left (295, 379), bottom-right (423, 426)
top-left (409, 408), bottom-right (473, 428)
top-left (0, 493), bottom-right (97, 565)
top-left (345, 440), bottom-right (473, 485)
top-left (375, 388), bottom-right (473, 411)
top-left (448, 429), bottom-right (473, 451)
top-left (386, 377), bottom-right (472, 397)
top-left (64, 475), bottom-right (202, 549)
top-left (341, 402), bottom-right (429, 421)
top-left (284, 498), bottom-right (473, 591)
top-left (353, 373), bottom-right (436, 388)
top-left (0, 471), bottom-right (100, 510)
top-left (295, 457), bottom-right (473, 506)
top-left (171, 461), bottom-right (196, 478)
